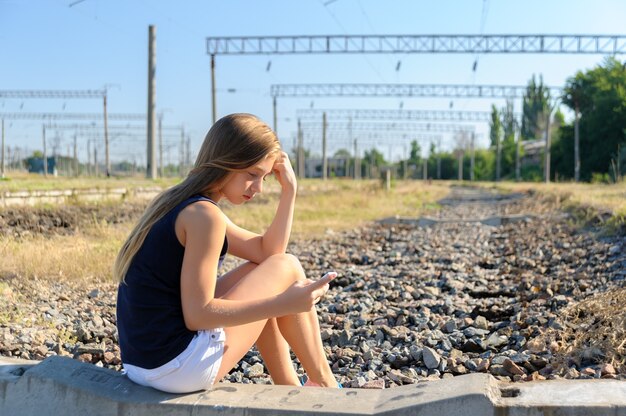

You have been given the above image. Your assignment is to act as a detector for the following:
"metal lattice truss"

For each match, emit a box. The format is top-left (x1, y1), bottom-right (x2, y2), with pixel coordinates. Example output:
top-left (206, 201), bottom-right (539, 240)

top-left (0, 112), bottom-right (144, 120)
top-left (64, 133), bottom-right (182, 141)
top-left (300, 121), bottom-right (475, 133)
top-left (0, 90), bottom-right (106, 99)
top-left (302, 132), bottom-right (443, 142)
top-left (45, 123), bottom-right (182, 131)
top-left (272, 83), bottom-right (562, 98)
top-left (207, 34), bottom-right (626, 55)
top-left (296, 108), bottom-right (521, 122)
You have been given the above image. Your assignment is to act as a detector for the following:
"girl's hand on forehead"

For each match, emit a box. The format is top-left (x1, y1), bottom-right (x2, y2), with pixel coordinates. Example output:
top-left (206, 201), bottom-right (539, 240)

top-left (272, 151), bottom-right (297, 194)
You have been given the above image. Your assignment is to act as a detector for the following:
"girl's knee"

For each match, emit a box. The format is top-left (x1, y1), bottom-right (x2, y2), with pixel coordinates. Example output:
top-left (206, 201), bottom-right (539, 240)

top-left (265, 253), bottom-right (305, 280)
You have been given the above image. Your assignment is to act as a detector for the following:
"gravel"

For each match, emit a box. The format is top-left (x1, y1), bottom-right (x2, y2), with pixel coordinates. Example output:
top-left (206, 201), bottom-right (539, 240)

top-left (1, 186), bottom-right (624, 388)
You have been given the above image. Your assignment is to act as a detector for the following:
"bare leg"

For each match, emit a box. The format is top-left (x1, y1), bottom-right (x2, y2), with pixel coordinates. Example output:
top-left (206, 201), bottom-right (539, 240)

top-left (212, 254), bottom-right (337, 387)
top-left (276, 308), bottom-right (336, 386)
top-left (215, 262), bottom-right (299, 385)
top-left (255, 318), bottom-right (300, 385)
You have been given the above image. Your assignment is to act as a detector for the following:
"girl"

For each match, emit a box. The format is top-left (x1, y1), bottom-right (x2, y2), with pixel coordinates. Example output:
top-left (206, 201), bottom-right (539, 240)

top-left (114, 113), bottom-right (339, 393)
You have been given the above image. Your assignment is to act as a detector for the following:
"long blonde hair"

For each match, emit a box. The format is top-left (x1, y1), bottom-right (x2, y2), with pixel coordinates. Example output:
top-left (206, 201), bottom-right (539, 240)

top-left (114, 113), bottom-right (281, 282)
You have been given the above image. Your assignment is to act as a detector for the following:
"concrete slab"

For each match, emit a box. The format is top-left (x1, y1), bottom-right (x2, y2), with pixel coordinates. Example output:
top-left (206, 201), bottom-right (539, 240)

top-left (496, 380), bottom-right (626, 416)
top-left (0, 357), bottom-right (39, 382)
top-left (0, 356), bottom-right (625, 416)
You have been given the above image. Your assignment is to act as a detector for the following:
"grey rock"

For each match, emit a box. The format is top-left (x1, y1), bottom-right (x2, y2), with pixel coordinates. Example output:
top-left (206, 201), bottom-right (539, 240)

top-left (244, 363), bottom-right (265, 378)
top-left (422, 347), bottom-right (441, 369)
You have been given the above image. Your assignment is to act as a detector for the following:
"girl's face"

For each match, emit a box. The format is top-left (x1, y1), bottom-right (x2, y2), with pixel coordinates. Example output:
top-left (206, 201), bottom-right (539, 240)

top-left (218, 155), bottom-right (276, 205)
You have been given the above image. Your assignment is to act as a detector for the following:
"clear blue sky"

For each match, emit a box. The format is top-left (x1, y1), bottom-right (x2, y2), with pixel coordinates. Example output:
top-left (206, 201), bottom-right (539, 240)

top-left (1, 0), bottom-right (625, 165)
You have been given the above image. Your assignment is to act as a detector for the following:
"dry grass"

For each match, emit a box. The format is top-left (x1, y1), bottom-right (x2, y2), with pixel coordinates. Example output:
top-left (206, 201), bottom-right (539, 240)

top-left (0, 223), bottom-right (130, 284)
top-left (222, 179), bottom-right (449, 237)
top-left (482, 181), bottom-right (626, 233)
top-left (543, 288), bottom-right (626, 371)
top-left (0, 179), bottom-right (448, 282)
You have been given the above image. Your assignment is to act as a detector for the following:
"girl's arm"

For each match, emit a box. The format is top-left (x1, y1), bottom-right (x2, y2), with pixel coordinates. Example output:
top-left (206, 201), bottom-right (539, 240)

top-left (226, 152), bottom-right (297, 263)
top-left (178, 201), bottom-right (328, 330)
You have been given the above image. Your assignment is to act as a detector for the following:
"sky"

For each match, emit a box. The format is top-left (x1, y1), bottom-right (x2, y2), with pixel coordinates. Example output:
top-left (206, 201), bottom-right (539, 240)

top-left (1, 0), bottom-right (626, 166)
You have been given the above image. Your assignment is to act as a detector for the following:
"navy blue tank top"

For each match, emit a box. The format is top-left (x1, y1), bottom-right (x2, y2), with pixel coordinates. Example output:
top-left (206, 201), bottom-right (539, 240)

top-left (116, 195), bottom-right (228, 369)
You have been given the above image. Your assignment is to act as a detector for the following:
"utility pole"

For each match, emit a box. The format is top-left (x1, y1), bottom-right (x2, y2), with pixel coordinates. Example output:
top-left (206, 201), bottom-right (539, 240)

top-left (103, 91), bottom-right (110, 176)
top-left (496, 130), bottom-right (502, 182)
top-left (179, 126), bottom-right (185, 176)
top-left (322, 112), bottom-right (327, 180)
top-left (158, 113), bottom-right (163, 178)
top-left (147, 25), bottom-right (157, 179)
top-left (436, 138), bottom-right (441, 179)
top-left (297, 119), bottom-right (305, 178)
top-left (73, 134), bottom-right (78, 177)
top-left (515, 127), bottom-right (521, 181)
top-left (42, 124), bottom-right (47, 177)
top-left (186, 136), bottom-right (191, 168)
top-left (457, 150), bottom-right (463, 181)
top-left (470, 132), bottom-right (475, 182)
top-left (211, 54), bottom-right (216, 124)
top-left (354, 138), bottom-right (360, 180)
top-left (1, 119), bottom-right (4, 178)
top-left (273, 96), bottom-right (277, 133)
top-left (402, 144), bottom-right (407, 180)
top-left (574, 103), bottom-right (580, 182)
top-left (87, 139), bottom-right (91, 176)
top-left (544, 109), bottom-right (552, 183)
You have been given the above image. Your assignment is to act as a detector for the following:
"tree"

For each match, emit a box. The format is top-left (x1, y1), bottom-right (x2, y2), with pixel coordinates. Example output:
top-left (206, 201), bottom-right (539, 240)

top-left (554, 57), bottom-right (626, 181)
top-left (489, 105), bottom-right (502, 148)
top-left (409, 140), bottom-right (421, 164)
top-left (490, 104), bottom-right (502, 180)
top-left (363, 148), bottom-right (386, 166)
top-left (562, 72), bottom-right (591, 182)
top-left (500, 100), bottom-right (517, 179)
top-left (333, 148), bottom-right (351, 158)
top-left (521, 74), bottom-right (551, 141)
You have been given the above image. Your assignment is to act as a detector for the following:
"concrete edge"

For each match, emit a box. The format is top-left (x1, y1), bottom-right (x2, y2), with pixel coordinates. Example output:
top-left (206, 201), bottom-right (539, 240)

top-left (1, 356), bottom-right (625, 416)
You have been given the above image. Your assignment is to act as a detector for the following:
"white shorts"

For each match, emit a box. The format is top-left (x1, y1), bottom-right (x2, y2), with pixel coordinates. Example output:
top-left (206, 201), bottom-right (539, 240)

top-left (123, 328), bottom-right (226, 394)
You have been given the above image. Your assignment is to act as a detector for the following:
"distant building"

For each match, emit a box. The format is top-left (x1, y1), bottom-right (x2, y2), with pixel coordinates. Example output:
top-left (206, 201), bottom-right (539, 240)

top-left (305, 157), bottom-right (350, 178)
top-left (26, 157), bottom-right (56, 175)
top-left (521, 140), bottom-right (545, 166)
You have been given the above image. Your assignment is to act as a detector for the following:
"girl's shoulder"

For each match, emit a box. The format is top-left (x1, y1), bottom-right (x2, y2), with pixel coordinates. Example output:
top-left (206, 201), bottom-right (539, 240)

top-left (178, 198), bottom-right (226, 227)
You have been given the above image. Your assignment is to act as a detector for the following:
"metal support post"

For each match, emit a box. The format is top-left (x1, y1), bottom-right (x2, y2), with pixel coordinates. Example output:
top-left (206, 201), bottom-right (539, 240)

top-left (211, 54), bottom-right (216, 124)
top-left (147, 25), bottom-right (157, 179)
top-left (103, 92), bottom-right (110, 176)
top-left (1, 119), bottom-right (4, 178)
top-left (42, 124), bottom-right (47, 177)
top-left (273, 96), bottom-right (277, 134)
top-left (470, 132), bottom-right (475, 182)
top-left (322, 112), bottom-right (327, 180)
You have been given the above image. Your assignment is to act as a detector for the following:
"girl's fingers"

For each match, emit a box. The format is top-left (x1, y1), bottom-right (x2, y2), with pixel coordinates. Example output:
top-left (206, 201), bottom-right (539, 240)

top-left (310, 283), bottom-right (330, 301)
top-left (308, 272), bottom-right (337, 300)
